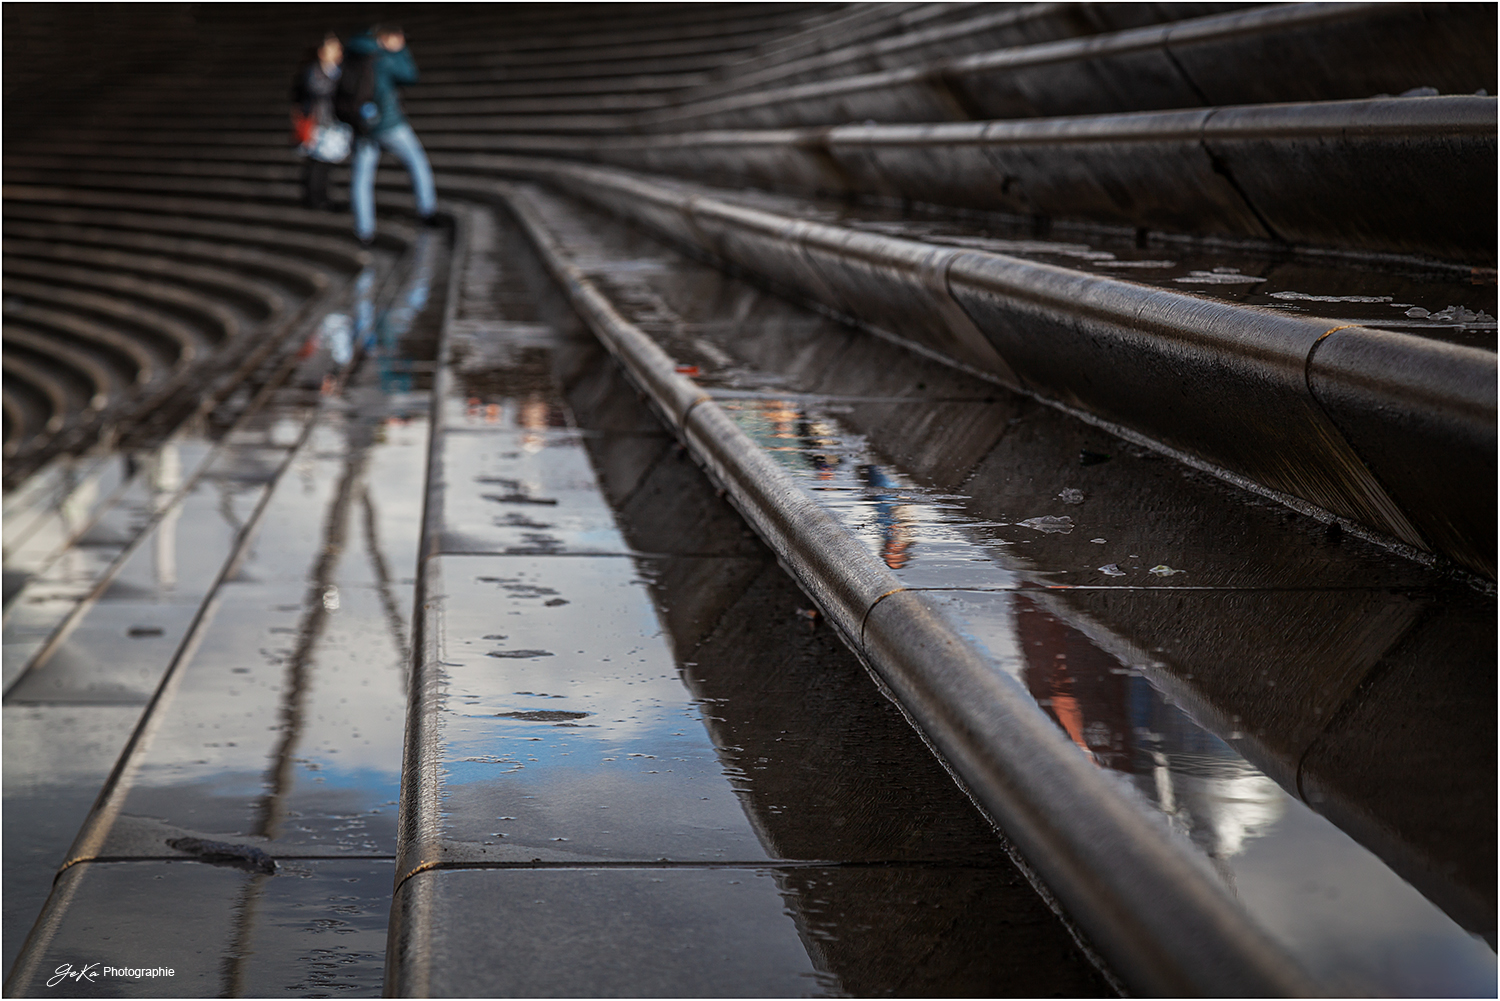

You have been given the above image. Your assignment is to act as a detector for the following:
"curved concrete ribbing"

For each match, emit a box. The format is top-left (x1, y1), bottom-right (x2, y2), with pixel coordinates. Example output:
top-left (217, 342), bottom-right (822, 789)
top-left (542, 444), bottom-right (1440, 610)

top-left (668, 2), bottom-right (984, 95)
top-left (1, 356), bottom-right (69, 435)
top-left (3, 256), bottom-right (246, 346)
top-left (642, 2), bottom-right (1496, 130)
top-left (37, 4), bottom-right (1196, 128)
top-left (2, 288), bottom-right (167, 379)
top-left (683, 2), bottom-right (1223, 101)
top-left (497, 176), bottom-right (1317, 997)
top-left (1, 385), bottom-right (33, 457)
top-left (3, 201), bottom-right (371, 274)
top-left (426, 96), bottom-right (1496, 261)
top-left (3, 223), bottom-right (332, 298)
top-left (1, 184), bottom-right (411, 250)
top-left (1307, 327), bottom-right (1497, 586)
top-left (437, 159), bottom-right (1494, 577)
top-left (0, 329), bottom-right (112, 414)
top-left (0, 186), bottom-right (388, 485)
top-left (73, 3), bottom-right (1475, 139)
top-left (4, 242), bottom-right (285, 324)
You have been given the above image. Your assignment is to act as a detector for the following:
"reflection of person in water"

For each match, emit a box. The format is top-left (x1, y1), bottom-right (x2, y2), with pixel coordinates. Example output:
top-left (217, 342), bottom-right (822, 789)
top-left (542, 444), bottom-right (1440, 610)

top-left (858, 464), bottom-right (916, 569)
top-left (797, 417), bottom-right (840, 481)
top-left (370, 229), bottom-right (435, 397)
top-left (308, 229), bottom-right (435, 401)
top-left (1015, 594), bottom-right (1284, 872)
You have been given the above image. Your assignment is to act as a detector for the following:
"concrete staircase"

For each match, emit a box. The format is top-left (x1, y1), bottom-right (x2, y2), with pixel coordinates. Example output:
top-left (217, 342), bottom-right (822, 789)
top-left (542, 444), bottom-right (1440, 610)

top-left (4, 4), bottom-right (1494, 996)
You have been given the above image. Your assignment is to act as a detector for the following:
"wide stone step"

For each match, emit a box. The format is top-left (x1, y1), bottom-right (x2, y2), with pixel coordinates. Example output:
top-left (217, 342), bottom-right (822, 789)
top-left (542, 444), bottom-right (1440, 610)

top-left (3, 240), bottom-right (434, 991)
top-left (642, 2), bottom-right (1496, 131)
top-left (518, 174), bottom-right (1492, 983)
top-left (382, 199), bottom-right (1117, 998)
top-left (381, 176), bottom-right (1493, 996)
top-left (436, 159), bottom-right (1497, 579)
top-left (431, 95), bottom-right (1496, 261)
top-left (2, 4), bottom-right (1492, 995)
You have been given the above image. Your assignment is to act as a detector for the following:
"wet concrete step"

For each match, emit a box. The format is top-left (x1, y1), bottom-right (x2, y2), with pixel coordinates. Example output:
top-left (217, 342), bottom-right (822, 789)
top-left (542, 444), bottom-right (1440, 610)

top-left (2, 201), bottom-right (371, 274)
top-left (406, 3), bottom-right (832, 60)
top-left (1, 278), bottom-right (355, 700)
top-left (688, 3), bottom-right (1239, 101)
top-left (78, 3), bottom-right (1469, 137)
top-left (4, 243), bottom-right (289, 325)
top-left (2, 449), bottom-right (135, 596)
top-left (641, 2), bottom-right (1495, 131)
top-left (470, 95), bottom-right (1497, 263)
top-left (3, 235), bottom-right (444, 994)
top-left (436, 159), bottom-right (1497, 580)
top-left (1, 4), bottom-right (1491, 995)
top-left (1, 325), bottom-right (131, 413)
top-left (0, 190), bottom-right (389, 486)
top-left (0, 236), bottom-right (386, 678)
top-left (486, 178), bottom-right (1495, 994)
top-left (2, 222), bottom-right (335, 300)
top-left (4, 276), bottom-right (204, 373)
top-left (385, 198), bottom-right (1115, 997)
top-left (11, 5), bottom-right (1240, 132)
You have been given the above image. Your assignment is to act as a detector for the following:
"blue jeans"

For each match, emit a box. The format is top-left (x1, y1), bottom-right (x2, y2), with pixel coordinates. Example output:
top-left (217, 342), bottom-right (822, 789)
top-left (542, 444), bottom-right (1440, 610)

top-left (350, 123), bottom-right (436, 241)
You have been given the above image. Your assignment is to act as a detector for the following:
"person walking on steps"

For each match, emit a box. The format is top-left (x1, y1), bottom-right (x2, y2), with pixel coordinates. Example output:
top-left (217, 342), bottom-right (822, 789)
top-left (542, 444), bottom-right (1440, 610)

top-left (338, 24), bottom-right (437, 246)
top-left (290, 33), bottom-right (348, 210)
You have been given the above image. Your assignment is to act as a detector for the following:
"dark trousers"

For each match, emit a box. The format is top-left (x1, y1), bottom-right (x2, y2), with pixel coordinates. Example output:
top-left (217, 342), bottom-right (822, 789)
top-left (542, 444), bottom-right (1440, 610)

top-left (301, 158), bottom-right (332, 210)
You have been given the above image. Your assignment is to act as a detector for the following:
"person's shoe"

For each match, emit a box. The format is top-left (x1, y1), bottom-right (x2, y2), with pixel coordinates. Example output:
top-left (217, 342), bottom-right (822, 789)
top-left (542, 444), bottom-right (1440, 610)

top-left (419, 213), bottom-right (443, 228)
top-left (357, 234), bottom-right (375, 249)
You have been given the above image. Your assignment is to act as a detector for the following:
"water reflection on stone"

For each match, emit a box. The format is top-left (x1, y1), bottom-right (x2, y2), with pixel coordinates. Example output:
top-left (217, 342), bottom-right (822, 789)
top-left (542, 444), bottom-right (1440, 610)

top-left (2, 230), bottom-right (442, 995)
top-left (148, 443), bottom-right (179, 590)
top-left (542, 201), bottom-right (1494, 994)
top-left (1018, 593), bottom-right (1286, 876)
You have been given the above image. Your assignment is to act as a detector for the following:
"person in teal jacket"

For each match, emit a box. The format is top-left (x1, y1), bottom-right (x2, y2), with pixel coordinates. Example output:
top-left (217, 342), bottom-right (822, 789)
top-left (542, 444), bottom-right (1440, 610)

top-left (346, 25), bottom-right (436, 244)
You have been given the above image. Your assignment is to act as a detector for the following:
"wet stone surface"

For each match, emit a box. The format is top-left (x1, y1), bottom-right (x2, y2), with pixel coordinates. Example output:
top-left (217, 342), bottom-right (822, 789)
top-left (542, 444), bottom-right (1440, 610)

top-left (921, 587), bottom-right (1496, 996)
top-left (724, 184), bottom-right (1499, 350)
top-left (391, 201), bottom-right (1113, 996)
top-left (2, 703), bottom-right (143, 976)
top-left (424, 553), bottom-right (774, 864)
top-left (16, 859), bottom-right (393, 998)
top-left (4, 240), bottom-right (441, 994)
top-left (396, 864), bottom-right (1103, 998)
top-left (515, 188), bottom-right (1496, 993)
top-left (430, 429), bottom-right (629, 556)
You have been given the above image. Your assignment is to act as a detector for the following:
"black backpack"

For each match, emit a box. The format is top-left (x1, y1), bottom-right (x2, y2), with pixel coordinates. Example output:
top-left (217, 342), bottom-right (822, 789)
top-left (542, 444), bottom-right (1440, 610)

top-left (334, 51), bottom-right (379, 135)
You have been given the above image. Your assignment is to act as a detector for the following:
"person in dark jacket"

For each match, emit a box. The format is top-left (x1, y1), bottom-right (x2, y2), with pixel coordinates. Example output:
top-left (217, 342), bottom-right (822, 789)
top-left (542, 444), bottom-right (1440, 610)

top-left (290, 33), bottom-right (344, 210)
top-left (346, 24), bottom-right (436, 244)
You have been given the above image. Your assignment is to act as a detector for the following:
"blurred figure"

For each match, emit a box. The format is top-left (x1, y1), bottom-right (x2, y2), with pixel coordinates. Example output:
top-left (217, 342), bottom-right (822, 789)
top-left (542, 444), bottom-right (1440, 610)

top-left (340, 24), bottom-right (437, 246)
top-left (289, 33), bottom-right (349, 210)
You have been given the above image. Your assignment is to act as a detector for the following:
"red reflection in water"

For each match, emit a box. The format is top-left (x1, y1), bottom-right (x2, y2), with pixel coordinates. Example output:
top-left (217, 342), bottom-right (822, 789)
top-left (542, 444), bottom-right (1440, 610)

top-left (1017, 594), bottom-right (1133, 772)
